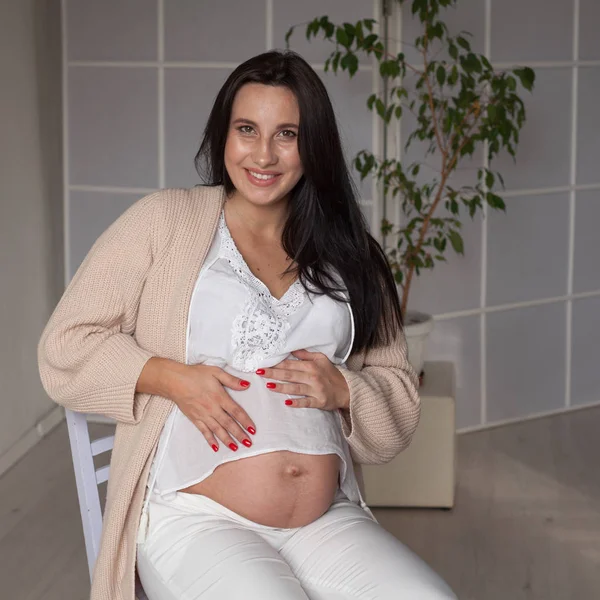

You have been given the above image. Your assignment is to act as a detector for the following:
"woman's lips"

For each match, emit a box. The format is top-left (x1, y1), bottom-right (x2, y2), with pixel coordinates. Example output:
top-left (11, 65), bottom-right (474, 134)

top-left (245, 169), bottom-right (282, 187)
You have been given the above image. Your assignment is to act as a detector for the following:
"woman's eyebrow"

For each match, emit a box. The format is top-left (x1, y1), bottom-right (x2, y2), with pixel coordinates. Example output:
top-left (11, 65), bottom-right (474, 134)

top-left (232, 118), bottom-right (299, 129)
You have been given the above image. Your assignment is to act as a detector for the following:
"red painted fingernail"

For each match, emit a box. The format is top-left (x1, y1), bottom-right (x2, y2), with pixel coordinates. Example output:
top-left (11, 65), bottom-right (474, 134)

top-left (255, 369), bottom-right (265, 375)
top-left (247, 426), bottom-right (256, 435)
top-left (285, 400), bottom-right (293, 406)
top-left (240, 380), bottom-right (250, 387)
top-left (211, 444), bottom-right (219, 452)
top-left (266, 382), bottom-right (276, 389)
top-left (229, 443), bottom-right (238, 451)
top-left (242, 439), bottom-right (252, 447)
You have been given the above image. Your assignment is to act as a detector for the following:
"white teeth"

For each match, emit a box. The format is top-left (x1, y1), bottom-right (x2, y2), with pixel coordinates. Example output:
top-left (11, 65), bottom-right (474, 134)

top-left (249, 170), bottom-right (277, 180)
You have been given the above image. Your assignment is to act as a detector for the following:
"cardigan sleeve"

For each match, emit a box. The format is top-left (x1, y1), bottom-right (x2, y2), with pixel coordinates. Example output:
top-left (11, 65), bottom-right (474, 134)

top-left (37, 192), bottom-right (162, 424)
top-left (336, 329), bottom-right (421, 465)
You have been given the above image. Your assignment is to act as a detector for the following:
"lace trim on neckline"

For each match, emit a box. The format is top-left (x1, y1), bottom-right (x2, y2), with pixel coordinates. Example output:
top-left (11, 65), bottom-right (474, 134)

top-left (217, 211), bottom-right (305, 317)
top-left (217, 211), bottom-right (306, 371)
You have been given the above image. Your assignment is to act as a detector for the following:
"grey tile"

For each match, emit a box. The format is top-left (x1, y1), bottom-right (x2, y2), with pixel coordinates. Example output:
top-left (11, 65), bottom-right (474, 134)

top-left (320, 68), bottom-right (374, 200)
top-left (164, 68), bottom-right (233, 188)
top-left (490, 68), bottom-right (572, 192)
top-left (576, 67), bottom-right (600, 186)
top-left (402, 0), bottom-right (485, 66)
top-left (68, 67), bottom-right (158, 188)
top-left (66, 0), bottom-right (157, 61)
top-left (573, 189), bottom-right (600, 294)
top-left (486, 303), bottom-right (566, 423)
top-left (486, 193), bottom-right (569, 306)
top-left (164, 0), bottom-right (266, 62)
top-left (69, 191), bottom-right (143, 278)
top-left (408, 212), bottom-right (482, 315)
top-left (491, 0), bottom-right (574, 62)
top-left (425, 315), bottom-right (482, 430)
top-left (571, 296), bottom-right (600, 407)
top-left (579, 0), bottom-right (600, 60)
top-left (274, 0), bottom-right (373, 63)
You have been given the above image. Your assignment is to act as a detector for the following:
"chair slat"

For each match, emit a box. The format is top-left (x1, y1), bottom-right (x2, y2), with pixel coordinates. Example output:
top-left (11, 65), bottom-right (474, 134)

top-left (91, 435), bottom-right (115, 456)
top-left (95, 464), bottom-right (110, 485)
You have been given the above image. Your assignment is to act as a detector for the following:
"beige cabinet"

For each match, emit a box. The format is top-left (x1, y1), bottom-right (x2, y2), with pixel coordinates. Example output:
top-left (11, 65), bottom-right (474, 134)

top-left (362, 362), bottom-right (456, 508)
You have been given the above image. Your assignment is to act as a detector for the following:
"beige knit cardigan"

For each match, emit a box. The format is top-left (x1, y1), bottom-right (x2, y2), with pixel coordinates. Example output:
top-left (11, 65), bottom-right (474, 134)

top-left (37, 185), bottom-right (420, 600)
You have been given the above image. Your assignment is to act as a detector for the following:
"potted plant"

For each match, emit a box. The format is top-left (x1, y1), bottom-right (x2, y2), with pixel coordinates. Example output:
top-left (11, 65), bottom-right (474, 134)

top-left (286, 0), bottom-right (535, 377)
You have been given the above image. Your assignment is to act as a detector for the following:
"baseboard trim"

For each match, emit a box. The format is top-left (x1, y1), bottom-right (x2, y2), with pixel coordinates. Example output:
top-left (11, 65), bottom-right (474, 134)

top-left (457, 400), bottom-right (600, 435)
top-left (0, 405), bottom-right (65, 478)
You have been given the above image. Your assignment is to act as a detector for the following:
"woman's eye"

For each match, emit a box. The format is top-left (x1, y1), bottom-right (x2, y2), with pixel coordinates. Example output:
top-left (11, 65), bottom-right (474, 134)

top-left (280, 130), bottom-right (297, 138)
top-left (239, 125), bottom-right (254, 134)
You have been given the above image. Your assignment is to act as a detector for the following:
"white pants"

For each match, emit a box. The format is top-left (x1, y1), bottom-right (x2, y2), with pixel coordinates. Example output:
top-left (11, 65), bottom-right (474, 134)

top-left (137, 490), bottom-right (457, 600)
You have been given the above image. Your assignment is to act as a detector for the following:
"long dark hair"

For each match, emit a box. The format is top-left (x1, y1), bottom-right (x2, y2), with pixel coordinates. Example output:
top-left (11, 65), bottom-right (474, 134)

top-left (195, 50), bottom-right (403, 354)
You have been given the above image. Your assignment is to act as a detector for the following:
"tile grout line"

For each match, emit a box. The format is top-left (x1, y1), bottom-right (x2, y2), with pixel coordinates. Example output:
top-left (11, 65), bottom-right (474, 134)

top-left (62, 0), bottom-right (71, 286)
top-left (371, 0), bottom-right (382, 240)
top-left (157, 0), bottom-right (165, 189)
top-left (565, 0), bottom-right (580, 409)
top-left (480, 0), bottom-right (492, 426)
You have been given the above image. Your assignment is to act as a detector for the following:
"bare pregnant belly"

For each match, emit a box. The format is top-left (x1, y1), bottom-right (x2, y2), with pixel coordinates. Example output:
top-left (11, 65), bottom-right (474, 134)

top-left (180, 451), bottom-right (341, 528)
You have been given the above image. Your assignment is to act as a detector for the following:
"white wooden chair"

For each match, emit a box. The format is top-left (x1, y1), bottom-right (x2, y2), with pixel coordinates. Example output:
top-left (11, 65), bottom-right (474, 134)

top-left (65, 408), bottom-right (147, 598)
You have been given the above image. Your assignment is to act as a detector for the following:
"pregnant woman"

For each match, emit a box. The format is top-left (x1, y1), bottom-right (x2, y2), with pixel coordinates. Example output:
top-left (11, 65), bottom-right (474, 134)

top-left (38, 50), bottom-right (457, 599)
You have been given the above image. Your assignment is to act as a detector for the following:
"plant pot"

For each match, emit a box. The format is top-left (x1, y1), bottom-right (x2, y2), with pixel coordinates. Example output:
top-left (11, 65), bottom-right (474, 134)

top-left (404, 311), bottom-right (435, 377)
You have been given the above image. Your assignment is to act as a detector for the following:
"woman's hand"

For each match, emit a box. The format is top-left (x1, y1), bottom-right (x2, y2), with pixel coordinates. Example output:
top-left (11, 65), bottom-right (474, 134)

top-left (138, 358), bottom-right (256, 452)
top-left (172, 364), bottom-right (258, 452)
top-left (257, 349), bottom-right (350, 410)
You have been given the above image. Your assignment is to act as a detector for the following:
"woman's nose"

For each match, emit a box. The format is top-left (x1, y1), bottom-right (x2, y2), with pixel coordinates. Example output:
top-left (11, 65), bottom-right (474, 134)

top-left (252, 139), bottom-right (277, 167)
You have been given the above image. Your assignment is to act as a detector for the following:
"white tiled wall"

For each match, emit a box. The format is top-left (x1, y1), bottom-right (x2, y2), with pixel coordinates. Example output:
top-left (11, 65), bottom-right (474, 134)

top-left (64, 0), bottom-right (378, 276)
top-left (63, 0), bottom-right (600, 432)
top-left (406, 0), bottom-right (600, 429)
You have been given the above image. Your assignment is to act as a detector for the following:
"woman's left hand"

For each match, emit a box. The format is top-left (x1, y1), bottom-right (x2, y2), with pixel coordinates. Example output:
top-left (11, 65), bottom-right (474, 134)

top-left (257, 349), bottom-right (350, 411)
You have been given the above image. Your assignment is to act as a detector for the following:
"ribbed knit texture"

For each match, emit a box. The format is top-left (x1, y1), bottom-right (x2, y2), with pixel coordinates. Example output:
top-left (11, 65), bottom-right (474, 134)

top-left (37, 185), bottom-right (420, 600)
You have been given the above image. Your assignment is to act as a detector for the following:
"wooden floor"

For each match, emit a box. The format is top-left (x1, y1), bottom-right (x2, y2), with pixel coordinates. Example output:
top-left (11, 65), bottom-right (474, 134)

top-left (1, 408), bottom-right (599, 600)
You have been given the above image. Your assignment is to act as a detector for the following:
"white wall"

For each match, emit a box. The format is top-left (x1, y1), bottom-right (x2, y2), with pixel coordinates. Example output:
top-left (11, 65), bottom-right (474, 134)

top-left (0, 0), bottom-right (64, 474)
top-left (405, 0), bottom-right (600, 431)
top-left (61, 0), bottom-right (600, 433)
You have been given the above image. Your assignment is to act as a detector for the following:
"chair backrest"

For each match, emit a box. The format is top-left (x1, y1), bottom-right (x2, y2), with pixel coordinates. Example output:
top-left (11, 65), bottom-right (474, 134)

top-left (65, 409), bottom-right (114, 580)
top-left (66, 409), bottom-right (148, 599)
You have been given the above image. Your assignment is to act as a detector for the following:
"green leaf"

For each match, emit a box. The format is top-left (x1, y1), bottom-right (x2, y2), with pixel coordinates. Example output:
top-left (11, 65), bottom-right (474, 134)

top-left (481, 55), bottom-right (492, 70)
top-left (485, 171), bottom-right (494, 189)
top-left (332, 51), bottom-right (341, 72)
top-left (448, 230), bottom-right (464, 254)
top-left (285, 27), bottom-right (295, 48)
top-left (436, 65), bottom-right (446, 86)
top-left (486, 192), bottom-right (506, 211)
top-left (449, 43), bottom-right (458, 60)
top-left (514, 67), bottom-right (535, 91)
top-left (340, 52), bottom-right (359, 76)
top-left (364, 34), bottom-right (378, 50)
top-left (336, 27), bottom-right (350, 47)
top-left (363, 18), bottom-right (375, 32)
top-left (457, 36), bottom-right (471, 51)
top-left (448, 65), bottom-right (458, 85)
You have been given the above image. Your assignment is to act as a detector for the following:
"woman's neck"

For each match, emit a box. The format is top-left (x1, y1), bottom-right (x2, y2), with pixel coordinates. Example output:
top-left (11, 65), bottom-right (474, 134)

top-left (225, 192), bottom-right (289, 240)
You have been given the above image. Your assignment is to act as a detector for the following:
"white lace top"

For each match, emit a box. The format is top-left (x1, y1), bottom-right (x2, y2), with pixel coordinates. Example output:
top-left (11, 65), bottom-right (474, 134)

top-left (147, 209), bottom-right (367, 506)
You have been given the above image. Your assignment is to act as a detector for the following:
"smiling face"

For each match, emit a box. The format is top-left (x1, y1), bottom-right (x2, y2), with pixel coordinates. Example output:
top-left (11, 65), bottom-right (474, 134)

top-left (224, 83), bottom-right (304, 208)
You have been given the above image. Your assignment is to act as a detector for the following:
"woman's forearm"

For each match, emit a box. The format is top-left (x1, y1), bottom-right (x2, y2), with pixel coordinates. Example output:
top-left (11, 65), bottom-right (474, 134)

top-left (136, 357), bottom-right (187, 400)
